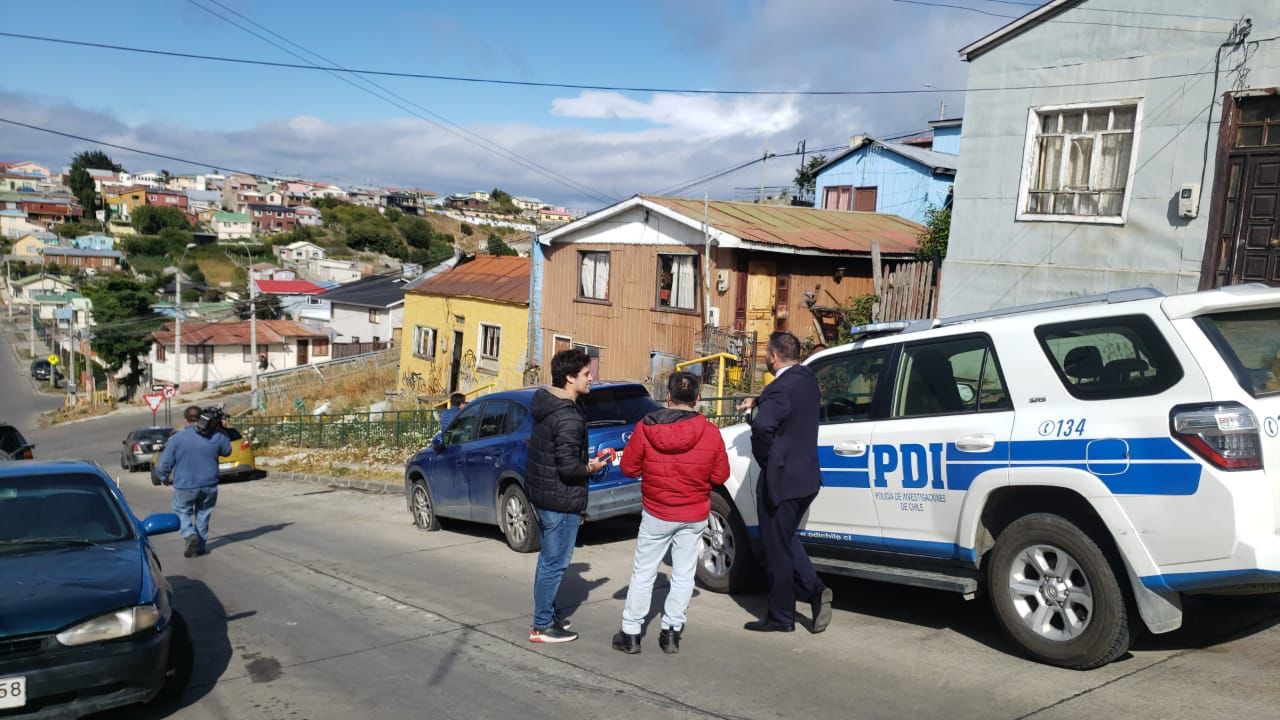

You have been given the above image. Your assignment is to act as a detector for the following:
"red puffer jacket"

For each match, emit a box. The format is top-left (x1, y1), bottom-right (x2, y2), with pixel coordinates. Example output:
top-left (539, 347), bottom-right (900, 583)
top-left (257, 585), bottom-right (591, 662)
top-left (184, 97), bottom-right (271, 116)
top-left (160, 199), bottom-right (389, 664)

top-left (620, 408), bottom-right (730, 522)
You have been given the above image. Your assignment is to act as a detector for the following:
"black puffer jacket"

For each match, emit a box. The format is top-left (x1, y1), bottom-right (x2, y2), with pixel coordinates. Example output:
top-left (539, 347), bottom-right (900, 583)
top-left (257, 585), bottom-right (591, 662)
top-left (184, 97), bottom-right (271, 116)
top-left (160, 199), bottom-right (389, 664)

top-left (525, 388), bottom-right (590, 513)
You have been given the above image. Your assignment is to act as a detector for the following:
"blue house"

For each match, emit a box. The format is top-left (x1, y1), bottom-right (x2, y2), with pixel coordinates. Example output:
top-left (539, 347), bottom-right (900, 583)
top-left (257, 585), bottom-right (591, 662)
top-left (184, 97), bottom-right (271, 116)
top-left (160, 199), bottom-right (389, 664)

top-left (812, 118), bottom-right (960, 225)
top-left (69, 233), bottom-right (116, 252)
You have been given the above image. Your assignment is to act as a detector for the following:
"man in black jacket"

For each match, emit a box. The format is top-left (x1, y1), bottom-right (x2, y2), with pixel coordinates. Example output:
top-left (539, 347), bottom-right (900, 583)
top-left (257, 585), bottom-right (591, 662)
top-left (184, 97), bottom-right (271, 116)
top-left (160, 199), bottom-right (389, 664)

top-left (737, 332), bottom-right (833, 633)
top-left (526, 348), bottom-right (607, 643)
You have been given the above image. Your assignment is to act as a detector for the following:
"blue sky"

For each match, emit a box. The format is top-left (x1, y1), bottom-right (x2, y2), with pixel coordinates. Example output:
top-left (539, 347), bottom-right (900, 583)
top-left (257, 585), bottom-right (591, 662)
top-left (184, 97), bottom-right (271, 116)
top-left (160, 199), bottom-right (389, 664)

top-left (0, 0), bottom-right (1010, 208)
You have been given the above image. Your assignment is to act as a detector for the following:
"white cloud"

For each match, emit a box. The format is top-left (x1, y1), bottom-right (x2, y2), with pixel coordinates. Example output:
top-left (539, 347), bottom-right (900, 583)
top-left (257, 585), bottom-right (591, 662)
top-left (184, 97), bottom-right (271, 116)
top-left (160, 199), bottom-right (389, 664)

top-left (551, 91), bottom-right (799, 139)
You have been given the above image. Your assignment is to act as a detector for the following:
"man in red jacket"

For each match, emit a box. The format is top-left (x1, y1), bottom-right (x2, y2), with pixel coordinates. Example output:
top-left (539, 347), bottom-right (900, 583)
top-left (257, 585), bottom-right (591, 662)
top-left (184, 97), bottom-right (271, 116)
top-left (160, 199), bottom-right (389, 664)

top-left (612, 372), bottom-right (730, 654)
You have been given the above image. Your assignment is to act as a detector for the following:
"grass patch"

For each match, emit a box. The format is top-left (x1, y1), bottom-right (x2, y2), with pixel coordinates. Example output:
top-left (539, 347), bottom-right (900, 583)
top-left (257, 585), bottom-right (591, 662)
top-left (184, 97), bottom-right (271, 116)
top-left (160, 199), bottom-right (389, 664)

top-left (259, 360), bottom-right (400, 416)
top-left (127, 254), bottom-right (169, 276)
top-left (40, 400), bottom-right (117, 427)
top-left (196, 256), bottom-right (239, 287)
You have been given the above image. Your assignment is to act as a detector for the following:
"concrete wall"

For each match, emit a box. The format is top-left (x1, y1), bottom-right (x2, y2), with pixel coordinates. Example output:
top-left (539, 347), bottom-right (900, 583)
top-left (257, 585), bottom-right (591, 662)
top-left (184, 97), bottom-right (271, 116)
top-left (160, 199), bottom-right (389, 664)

top-left (940, 1), bottom-right (1280, 314)
top-left (330, 303), bottom-right (403, 343)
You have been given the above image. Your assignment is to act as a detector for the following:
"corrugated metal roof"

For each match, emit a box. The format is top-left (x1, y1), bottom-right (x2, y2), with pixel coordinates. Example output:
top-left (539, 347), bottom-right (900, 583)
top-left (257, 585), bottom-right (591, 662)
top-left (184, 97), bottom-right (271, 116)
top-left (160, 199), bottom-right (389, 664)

top-left (254, 279), bottom-right (325, 295)
top-left (319, 273), bottom-right (408, 308)
top-left (42, 246), bottom-right (122, 258)
top-left (813, 140), bottom-right (957, 177)
top-left (151, 319), bottom-right (327, 345)
top-left (640, 196), bottom-right (923, 256)
top-left (407, 255), bottom-right (529, 304)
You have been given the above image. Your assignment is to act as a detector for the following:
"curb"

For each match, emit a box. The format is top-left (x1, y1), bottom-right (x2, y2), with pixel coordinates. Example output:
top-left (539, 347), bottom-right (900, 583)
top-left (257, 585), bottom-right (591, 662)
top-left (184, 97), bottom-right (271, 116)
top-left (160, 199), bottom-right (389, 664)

top-left (266, 470), bottom-right (401, 495)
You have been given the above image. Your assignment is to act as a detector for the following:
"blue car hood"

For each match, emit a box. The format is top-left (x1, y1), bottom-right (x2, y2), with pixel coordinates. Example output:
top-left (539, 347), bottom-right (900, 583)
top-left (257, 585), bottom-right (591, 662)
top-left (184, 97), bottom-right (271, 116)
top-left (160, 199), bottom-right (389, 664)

top-left (0, 541), bottom-right (142, 637)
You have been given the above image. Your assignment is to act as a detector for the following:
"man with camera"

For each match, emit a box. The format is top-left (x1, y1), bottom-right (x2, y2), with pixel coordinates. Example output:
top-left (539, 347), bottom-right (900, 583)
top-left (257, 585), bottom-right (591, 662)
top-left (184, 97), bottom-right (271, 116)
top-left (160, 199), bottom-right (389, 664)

top-left (156, 405), bottom-right (232, 558)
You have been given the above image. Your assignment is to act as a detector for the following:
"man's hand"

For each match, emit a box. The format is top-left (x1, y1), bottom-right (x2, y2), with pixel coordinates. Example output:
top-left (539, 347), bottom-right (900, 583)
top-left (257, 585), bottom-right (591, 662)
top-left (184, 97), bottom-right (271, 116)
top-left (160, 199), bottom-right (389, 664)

top-left (737, 397), bottom-right (757, 412)
top-left (586, 458), bottom-right (607, 474)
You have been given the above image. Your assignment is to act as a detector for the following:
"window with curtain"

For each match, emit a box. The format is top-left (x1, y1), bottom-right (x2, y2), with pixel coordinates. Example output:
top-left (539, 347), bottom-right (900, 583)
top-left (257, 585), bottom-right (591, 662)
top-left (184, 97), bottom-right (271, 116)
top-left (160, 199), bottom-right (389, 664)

top-left (1021, 101), bottom-right (1139, 222)
top-left (578, 251), bottom-right (610, 301)
top-left (657, 254), bottom-right (698, 311)
top-left (414, 326), bottom-right (436, 359)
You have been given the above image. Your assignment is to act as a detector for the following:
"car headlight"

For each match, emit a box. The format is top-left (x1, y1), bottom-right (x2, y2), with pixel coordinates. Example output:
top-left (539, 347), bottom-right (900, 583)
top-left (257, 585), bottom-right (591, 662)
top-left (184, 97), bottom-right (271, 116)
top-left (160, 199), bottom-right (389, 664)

top-left (55, 606), bottom-right (161, 646)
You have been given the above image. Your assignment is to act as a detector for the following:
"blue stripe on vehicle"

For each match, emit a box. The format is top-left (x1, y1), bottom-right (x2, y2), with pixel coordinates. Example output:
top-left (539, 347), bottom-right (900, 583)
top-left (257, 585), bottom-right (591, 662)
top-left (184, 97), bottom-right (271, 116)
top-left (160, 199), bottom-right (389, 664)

top-left (1140, 568), bottom-right (1280, 593)
top-left (793, 528), bottom-right (978, 563)
top-left (818, 444), bottom-right (872, 488)
top-left (1009, 437), bottom-right (1191, 462)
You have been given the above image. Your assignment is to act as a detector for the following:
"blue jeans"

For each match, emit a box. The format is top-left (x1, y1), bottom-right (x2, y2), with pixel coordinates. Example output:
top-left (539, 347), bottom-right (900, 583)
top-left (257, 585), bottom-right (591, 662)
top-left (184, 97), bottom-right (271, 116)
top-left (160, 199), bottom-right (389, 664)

top-left (173, 486), bottom-right (218, 550)
top-left (532, 508), bottom-right (581, 630)
top-left (621, 511), bottom-right (707, 635)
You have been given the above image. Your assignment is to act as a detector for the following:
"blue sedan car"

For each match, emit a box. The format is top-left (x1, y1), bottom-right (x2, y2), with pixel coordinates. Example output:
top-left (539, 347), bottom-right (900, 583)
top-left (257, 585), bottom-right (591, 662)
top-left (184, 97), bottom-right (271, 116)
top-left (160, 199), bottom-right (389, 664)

top-left (0, 461), bottom-right (192, 718)
top-left (404, 382), bottom-right (659, 552)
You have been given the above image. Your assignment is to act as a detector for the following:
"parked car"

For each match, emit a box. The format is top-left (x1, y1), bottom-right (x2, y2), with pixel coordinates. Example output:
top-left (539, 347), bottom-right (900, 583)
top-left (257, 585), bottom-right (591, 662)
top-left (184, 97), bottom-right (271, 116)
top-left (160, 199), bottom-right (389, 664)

top-left (149, 425), bottom-right (257, 485)
top-left (121, 426), bottom-right (176, 472)
top-left (404, 382), bottom-right (659, 552)
top-left (0, 460), bottom-right (193, 716)
top-left (27, 359), bottom-right (61, 384)
top-left (707, 284), bottom-right (1280, 670)
top-left (0, 423), bottom-right (34, 461)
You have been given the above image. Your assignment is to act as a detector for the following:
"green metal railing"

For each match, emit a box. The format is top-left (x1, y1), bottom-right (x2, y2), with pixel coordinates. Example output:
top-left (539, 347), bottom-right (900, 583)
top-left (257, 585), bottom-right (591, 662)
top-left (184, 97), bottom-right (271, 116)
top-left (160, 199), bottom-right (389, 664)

top-left (238, 410), bottom-right (441, 449)
top-left (697, 396), bottom-right (750, 428)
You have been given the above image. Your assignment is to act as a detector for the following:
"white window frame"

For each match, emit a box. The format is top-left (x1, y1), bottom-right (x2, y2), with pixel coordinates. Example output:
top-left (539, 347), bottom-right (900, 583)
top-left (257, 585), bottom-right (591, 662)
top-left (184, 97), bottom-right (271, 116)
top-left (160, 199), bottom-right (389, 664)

top-left (577, 250), bottom-right (610, 301)
top-left (1016, 98), bottom-right (1143, 225)
top-left (478, 322), bottom-right (502, 374)
top-left (414, 325), bottom-right (437, 360)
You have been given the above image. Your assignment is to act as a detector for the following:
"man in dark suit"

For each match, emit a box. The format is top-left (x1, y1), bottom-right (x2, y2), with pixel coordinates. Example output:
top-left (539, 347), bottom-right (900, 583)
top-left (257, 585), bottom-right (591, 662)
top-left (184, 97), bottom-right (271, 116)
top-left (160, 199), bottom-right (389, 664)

top-left (737, 332), bottom-right (833, 633)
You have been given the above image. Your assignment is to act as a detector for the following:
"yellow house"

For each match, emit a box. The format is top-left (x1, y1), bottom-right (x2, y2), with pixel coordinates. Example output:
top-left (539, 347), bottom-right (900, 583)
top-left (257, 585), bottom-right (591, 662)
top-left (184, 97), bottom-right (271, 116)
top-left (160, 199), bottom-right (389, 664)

top-left (12, 232), bottom-right (59, 258)
top-left (103, 186), bottom-right (147, 220)
top-left (398, 255), bottom-right (530, 400)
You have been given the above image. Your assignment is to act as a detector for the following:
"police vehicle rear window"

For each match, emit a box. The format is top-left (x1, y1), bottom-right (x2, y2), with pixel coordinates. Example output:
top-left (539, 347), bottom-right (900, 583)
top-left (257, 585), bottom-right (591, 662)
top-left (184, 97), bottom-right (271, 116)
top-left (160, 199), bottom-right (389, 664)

top-left (1197, 307), bottom-right (1280, 397)
top-left (1035, 315), bottom-right (1182, 400)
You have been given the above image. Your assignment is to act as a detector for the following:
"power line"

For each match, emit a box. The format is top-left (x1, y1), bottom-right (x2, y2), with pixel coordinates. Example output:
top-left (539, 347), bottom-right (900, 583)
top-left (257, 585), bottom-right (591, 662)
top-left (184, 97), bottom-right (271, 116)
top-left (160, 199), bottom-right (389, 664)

top-left (971, 0), bottom-right (1244, 22)
top-left (892, 0), bottom-right (1235, 32)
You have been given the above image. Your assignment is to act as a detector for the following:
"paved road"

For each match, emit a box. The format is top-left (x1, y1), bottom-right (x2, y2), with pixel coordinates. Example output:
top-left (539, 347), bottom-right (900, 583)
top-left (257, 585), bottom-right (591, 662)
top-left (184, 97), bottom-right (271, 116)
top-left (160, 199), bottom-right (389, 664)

top-left (3, 324), bottom-right (1280, 719)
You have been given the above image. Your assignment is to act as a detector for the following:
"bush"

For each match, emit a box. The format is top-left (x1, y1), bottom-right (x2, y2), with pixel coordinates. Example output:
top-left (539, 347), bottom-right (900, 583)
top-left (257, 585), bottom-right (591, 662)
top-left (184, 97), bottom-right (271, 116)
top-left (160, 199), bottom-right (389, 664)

top-left (131, 205), bottom-right (191, 235)
top-left (460, 223), bottom-right (474, 236)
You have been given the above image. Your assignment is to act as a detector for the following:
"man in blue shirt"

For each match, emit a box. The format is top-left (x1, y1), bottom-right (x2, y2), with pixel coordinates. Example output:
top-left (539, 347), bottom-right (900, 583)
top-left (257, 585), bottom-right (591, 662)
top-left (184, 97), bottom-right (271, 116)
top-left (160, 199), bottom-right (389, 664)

top-left (156, 406), bottom-right (232, 557)
top-left (438, 392), bottom-right (467, 430)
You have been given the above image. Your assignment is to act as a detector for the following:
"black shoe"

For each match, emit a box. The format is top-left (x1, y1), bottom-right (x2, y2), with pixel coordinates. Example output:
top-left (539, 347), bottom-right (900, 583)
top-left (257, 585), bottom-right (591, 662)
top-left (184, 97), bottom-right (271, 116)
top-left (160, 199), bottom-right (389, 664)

top-left (554, 614), bottom-right (572, 631)
top-left (611, 629), bottom-right (641, 654)
top-left (743, 619), bottom-right (794, 633)
top-left (810, 585), bottom-right (833, 634)
top-left (530, 626), bottom-right (578, 643)
top-left (659, 627), bottom-right (682, 654)
top-left (183, 536), bottom-right (199, 558)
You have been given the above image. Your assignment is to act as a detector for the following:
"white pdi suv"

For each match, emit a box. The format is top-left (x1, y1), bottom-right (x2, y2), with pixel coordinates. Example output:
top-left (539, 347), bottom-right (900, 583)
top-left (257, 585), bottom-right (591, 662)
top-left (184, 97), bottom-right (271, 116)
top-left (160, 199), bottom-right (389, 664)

top-left (702, 284), bottom-right (1280, 669)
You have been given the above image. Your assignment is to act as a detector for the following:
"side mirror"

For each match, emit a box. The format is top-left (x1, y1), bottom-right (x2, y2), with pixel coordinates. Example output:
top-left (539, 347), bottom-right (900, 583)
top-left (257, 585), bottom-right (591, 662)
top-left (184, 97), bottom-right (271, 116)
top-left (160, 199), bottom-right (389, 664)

top-left (430, 433), bottom-right (443, 451)
top-left (140, 513), bottom-right (181, 536)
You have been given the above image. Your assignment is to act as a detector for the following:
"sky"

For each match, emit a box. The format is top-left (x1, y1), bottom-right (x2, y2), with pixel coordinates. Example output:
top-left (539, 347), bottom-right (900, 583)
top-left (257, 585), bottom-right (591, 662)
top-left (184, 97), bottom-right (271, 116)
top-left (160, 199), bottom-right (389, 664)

top-left (0, 0), bottom-right (1013, 210)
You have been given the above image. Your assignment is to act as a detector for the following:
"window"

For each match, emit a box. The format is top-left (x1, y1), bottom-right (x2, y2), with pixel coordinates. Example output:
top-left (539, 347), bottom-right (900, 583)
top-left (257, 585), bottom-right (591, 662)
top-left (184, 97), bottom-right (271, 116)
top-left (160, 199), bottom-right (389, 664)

top-left (242, 345), bottom-right (252, 363)
top-left (581, 385), bottom-right (659, 425)
top-left (313, 338), bottom-right (329, 356)
top-left (442, 403), bottom-right (482, 445)
top-left (1235, 96), bottom-right (1280, 148)
top-left (853, 186), bottom-right (877, 212)
top-left (156, 344), bottom-right (166, 362)
top-left (507, 403), bottom-right (529, 433)
top-left (1036, 315), bottom-right (1182, 400)
top-left (823, 185), bottom-right (852, 211)
top-left (1196, 308), bottom-right (1280, 397)
top-left (477, 401), bottom-right (511, 439)
top-left (480, 324), bottom-right (501, 361)
top-left (369, 308), bottom-right (381, 324)
top-left (893, 336), bottom-right (1011, 418)
top-left (578, 251), bottom-right (610, 301)
top-left (573, 342), bottom-right (602, 380)
top-left (414, 326), bottom-right (436, 359)
top-left (812, 348), bottom-right (890, 424)
top-left (187, 346), bottom-right (213, 364)
top-left (1019, 100), bottom-right (1140, 222)
top-left (657, 254), bottom-right (698, 311)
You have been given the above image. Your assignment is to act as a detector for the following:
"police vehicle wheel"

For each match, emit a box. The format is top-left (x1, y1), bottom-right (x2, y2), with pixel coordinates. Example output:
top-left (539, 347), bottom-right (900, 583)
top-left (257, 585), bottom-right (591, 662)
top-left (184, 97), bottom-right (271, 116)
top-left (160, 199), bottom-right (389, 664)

top-left (410, 479), bottom-right (440, 531)
top-left (500, 484), bottom-right (540, 553)
top-left (989, 513), bottom-right (1130, 670)
top-left (697, 492), bottom-right (756, 594)
top-left (154, 611), bottom-right (193, 704)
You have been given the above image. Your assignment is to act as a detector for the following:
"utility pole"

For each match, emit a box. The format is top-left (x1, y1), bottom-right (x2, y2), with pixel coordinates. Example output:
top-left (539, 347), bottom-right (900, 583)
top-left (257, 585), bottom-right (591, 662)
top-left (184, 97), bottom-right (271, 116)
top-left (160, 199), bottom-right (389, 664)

top-left (758, 142), bottom-right (768, 204)
top-left (4, 258), bottom-right (11, 320)
top-left (68, 317), bottom-right (77, 403)
top-left (174, 243), bottom-right (196, 394)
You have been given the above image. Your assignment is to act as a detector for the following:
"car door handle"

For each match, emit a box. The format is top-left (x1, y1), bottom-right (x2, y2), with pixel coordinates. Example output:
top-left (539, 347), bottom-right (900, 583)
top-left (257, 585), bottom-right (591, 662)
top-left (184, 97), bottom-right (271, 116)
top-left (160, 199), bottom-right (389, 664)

top-left (955, 434), bottom-right (996, 453)
top-left (833, 440), bottom-right (867, 457)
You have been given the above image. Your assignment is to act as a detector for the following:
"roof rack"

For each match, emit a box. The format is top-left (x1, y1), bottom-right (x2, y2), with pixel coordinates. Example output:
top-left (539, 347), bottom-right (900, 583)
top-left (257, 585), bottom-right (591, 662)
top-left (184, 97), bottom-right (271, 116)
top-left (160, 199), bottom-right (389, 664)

top-left (937, 287), bottom-right (1164, 328)
top-left (846, 319), bottom-right (936, 341)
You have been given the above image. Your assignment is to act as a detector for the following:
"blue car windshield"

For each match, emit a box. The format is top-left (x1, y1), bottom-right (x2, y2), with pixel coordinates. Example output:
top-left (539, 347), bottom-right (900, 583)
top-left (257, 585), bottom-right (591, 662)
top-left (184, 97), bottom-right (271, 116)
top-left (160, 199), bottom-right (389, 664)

top-left (582, 386), bottom-right (659, 426)
top-left (0, 473), bottom-right (133, 551)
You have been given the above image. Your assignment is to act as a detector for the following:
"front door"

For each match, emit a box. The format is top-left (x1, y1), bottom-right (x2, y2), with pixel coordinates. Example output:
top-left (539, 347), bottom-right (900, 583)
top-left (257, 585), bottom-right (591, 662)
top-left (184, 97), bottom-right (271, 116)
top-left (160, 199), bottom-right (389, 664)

top-left (745, 260), bottom-right (776, 357)
top-left (449, 330), bottom-right (464, 393)
top-left (1206, 94), bottom-right (1280, 286)
top-left (1230, 153), bottom-right (1280, 283)
top-left (296, 340), bottom-right (309, 366)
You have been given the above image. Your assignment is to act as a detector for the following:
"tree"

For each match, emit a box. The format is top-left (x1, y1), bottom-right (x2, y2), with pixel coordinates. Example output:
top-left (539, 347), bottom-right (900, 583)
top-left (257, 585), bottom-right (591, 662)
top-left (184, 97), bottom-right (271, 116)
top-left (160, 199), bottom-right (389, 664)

top-left (131, 205), bottom-right (191, 235)
top-left (234, 292), bottom-right (282, 321)
top-left (68, 150), bottom-right (123, 220)
top-left (793, 154), bottom-right (828, 196)
top-left (82, 275), bottom-right (159, 398)
top-left (460, 223), bottom-right (474, 236)
top-left (398, 216), bottom-right (434, 249)
top-left (489, 188), bottom-right (520, 215)
top-left (916, 204), bottom-right (951, 261)
top-left (385, 207), bottom-right (403, 223)
top-left (486, 233), bottom-right (518, 256)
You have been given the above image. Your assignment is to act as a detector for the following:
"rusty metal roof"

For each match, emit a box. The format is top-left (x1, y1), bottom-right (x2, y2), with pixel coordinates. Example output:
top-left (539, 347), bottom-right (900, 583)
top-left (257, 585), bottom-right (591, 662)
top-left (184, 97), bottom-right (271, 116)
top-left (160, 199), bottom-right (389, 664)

top-left (406, 255), bottom-right (529, 304)
top-left (152, 319), bottom-right (328, 345)
top-left (641, 196), bottom-right (923, 256)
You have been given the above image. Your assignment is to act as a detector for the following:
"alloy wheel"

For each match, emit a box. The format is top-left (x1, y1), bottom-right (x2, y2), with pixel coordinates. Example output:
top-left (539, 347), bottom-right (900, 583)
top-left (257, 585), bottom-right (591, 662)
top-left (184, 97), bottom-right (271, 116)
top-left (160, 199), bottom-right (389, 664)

top-left (1006, 543), bottom-right (1094, 642)
top-left (699, 509), bottom-right (735, 580)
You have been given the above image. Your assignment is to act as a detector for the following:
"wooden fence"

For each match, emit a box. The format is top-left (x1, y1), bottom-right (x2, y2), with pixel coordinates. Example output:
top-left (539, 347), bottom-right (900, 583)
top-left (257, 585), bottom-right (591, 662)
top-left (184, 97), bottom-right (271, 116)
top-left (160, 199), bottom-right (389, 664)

top-left (876, 259), bottom-right (939, 322)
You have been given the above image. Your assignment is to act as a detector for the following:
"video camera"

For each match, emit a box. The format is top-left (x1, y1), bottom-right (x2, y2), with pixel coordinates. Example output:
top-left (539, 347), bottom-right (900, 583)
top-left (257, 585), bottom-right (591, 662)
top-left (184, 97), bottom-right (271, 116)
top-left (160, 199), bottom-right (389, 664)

top-left (195, 404), bottom-right (227, 438)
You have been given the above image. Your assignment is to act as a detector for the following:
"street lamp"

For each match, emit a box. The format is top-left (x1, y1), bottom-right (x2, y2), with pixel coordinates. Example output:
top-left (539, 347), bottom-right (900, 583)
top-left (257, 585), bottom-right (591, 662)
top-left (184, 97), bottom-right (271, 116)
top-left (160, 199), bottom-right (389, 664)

top-left (235, 241), bottom-right (259, 408)
top-left (174, 242), bottom-right (197, 394)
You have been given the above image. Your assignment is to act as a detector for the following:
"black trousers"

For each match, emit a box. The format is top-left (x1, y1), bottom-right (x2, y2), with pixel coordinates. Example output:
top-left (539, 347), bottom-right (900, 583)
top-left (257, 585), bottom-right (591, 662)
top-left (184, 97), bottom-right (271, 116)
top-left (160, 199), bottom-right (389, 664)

top-left (759, 493), bottom-right (821, 623)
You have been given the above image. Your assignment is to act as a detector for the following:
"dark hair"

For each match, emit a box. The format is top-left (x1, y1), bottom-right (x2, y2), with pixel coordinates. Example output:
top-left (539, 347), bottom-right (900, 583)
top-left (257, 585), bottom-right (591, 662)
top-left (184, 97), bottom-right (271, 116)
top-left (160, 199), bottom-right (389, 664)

top-left (184, 405), bottom-right (201, 423)
top-left (449, 392), bottom-right (466, 407)
top-left (666, 371), bottom-right (701, 405)
top-left (550, 348), bottom-right (592, 388)
top-left (767, 331), bottom-right (802, 362)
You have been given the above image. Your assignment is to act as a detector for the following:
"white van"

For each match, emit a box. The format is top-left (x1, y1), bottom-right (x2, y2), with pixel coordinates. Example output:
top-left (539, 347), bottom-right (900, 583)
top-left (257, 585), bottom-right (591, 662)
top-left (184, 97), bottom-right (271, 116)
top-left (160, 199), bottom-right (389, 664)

top-left (702, 284), bottom-right (1280, 669)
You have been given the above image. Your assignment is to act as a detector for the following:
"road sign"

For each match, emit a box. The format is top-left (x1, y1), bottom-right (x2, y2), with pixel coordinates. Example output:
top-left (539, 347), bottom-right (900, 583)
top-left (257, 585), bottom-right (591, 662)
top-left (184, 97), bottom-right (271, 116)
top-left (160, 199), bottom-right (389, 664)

top-left (143, 393), bottom-right (164, 412)
top-left (47, 354), bottom-right (58, 365)
top-left (163, 385), bottom-right (177, 399)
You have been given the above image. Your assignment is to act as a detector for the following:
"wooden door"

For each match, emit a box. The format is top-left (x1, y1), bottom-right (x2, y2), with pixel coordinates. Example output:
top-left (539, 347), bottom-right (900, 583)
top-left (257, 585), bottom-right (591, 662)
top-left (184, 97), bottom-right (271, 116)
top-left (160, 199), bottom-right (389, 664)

top-left (745, 260), bottom-right (776, 350)
top-left (854, 186), bottom-right (878, 212)
top-left (1232, 153), bottom-right (1280, 284)
top-left (296, 340), bottom-right (309, 366)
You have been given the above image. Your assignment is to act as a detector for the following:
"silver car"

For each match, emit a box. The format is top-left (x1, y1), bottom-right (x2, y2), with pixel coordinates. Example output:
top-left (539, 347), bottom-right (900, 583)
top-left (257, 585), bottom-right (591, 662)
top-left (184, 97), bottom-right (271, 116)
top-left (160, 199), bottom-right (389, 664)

top-left (120, 427), bottom-right (175, 472)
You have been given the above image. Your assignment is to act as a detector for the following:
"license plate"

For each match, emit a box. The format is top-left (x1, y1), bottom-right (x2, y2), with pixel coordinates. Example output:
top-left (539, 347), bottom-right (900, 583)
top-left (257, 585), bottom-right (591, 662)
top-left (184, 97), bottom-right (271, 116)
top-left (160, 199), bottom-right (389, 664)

top-left (0, 676), bottom-right (26, 709)
top-left (219, 462), bottom-right (235, 470)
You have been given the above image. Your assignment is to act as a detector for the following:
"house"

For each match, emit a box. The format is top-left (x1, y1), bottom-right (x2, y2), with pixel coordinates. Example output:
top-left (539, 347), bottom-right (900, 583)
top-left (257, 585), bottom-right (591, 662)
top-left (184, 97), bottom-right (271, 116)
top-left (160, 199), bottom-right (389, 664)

top-left (812, 120), bottom-right (959, 225)
top-left (254, 278), bottom-right (329, 323)
top-left (294, 206), bottom-right (322, 226)
top-left (39, 246), bottom-right (123, 272)
top-left (318, 272), bottom-right (408, 349)
top-left (69, 234), bottom-right (116, 252)
top-left (537, 207), bottom-right (573, 225)
top-left (3, 194), bottom-right (82, 226)
top-left (33, 291), bottom-right (92, 328)
top-left (148, 319), bottom-right (331, 390)
top-left (306, 257), bottom-right (362, 284)
top-left (1, 161), bottom-right (52, 179)
top-left (1, 209), bottom-right (42, 239)
top-left (247, 204), bottom-right (297, 234)
top-left (145, 189), bottom-right (189, 212)
top-left (274, 240), bottom-right (326, 263)
top-left (446, 195), bottom-right (489, 212)
top-left (399, 256), bottom-right (530, 396)
top-left (123, 171), bottom-right (164, 189)
top-left (220, 174), bottom-right (259, 212)
top-left (104, 187), bottom-right (148, 221)
top-left (185, 189), bottom-right (222, 213)
top-left (535, 195), bottom-right (922, 383)
top-left (85, 168), bottom-right (122, 193)
top-left (513, 196), bottom-right (544, 213)
top-left (11, 275), bottom-right (76, 305)
top-left (249, 263), bottom-right (295, 281)
top-left (12, 231), bottom-right (61, 258)
top-left (211, 211), bottom-right (252, 241)
top-left (381, 191), bottom-right (424, 216)
top-left (939, 0), bottom-right (1279, 314)
top-left (1, 172), bottom-right (42, 193)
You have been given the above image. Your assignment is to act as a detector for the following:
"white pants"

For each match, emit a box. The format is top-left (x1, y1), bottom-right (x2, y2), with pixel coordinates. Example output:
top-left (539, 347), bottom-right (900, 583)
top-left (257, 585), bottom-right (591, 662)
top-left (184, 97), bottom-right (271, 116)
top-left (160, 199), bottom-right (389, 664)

top-left (621, 510), bottom-right (707, 635)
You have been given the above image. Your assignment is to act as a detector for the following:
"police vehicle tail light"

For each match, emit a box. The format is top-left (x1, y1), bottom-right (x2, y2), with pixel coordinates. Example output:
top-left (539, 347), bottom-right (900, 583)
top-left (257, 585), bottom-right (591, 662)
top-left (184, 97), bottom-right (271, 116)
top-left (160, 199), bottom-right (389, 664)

top-left (1171, 403), bottom-right (1262, 471)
